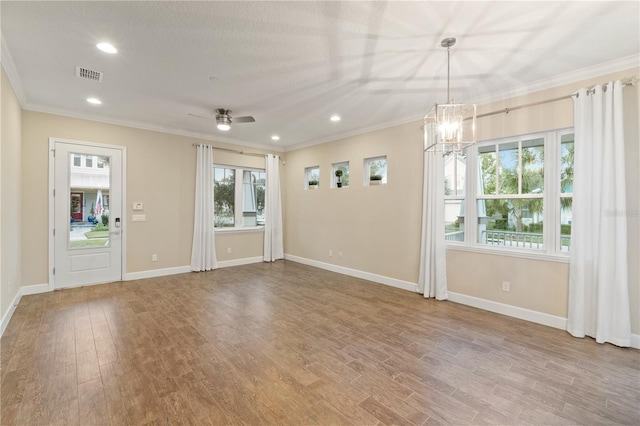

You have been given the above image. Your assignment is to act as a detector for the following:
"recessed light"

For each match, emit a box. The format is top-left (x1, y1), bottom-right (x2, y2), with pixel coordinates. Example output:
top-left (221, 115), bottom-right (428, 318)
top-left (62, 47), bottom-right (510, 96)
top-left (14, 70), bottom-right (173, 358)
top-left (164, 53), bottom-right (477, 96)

top-left (330, 115), bottom-right (341, 122)
top-left (271, 135), bottom-right (280, 141)
top-left (96, 42), bottom-right (117, 54)
top-left (86, 97), bottom-right (102, 105)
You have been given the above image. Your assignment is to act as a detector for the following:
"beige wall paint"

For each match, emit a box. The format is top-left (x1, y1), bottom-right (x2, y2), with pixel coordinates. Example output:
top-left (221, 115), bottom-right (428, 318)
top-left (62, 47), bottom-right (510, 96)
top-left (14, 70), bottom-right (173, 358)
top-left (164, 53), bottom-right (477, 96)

top-left (1, 67), bottom-right (23, 319)
top-left (284, 67), bottom-right (640, 333)
top-left (21, 111), bottom-right (279, 286)
top-left (283, 122), bottom-right (423, 283)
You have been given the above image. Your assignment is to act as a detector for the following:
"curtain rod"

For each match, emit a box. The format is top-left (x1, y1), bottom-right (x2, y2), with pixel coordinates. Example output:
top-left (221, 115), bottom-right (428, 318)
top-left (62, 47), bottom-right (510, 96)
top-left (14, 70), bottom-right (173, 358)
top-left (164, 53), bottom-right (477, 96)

top-left (476, 77), bottom-right (637, 119)
top-left (192, 144), bottom-right (266, 158)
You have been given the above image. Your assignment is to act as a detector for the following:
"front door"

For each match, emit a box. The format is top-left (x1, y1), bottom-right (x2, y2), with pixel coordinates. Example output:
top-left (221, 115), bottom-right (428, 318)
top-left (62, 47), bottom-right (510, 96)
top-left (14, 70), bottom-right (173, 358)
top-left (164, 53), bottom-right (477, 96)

top-left (52, 139), bottom-right (124, 289)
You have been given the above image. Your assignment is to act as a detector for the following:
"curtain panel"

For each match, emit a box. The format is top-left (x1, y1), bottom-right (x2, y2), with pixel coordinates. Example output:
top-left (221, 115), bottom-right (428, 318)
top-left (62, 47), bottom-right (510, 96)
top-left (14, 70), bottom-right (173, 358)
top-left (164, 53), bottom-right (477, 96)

top-left (264, 154), bottom-right (284, 262)
top-left (190, 144), bottom-right (218, 271)
top-left (567, 81), bottom-right (630, 346)
top-left (417, 124), bottom-right (448, 299)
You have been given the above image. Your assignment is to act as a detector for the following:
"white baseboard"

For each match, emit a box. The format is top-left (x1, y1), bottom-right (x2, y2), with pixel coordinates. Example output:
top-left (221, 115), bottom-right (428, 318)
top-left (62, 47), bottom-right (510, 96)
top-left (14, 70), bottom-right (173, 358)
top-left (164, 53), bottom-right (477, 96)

top-left (21, 283), bottom-right (50, 295)
top-left (125, 257), bottom-right (265, 281)
top-left (631, 334), bottom-right (640, 350)
top-left (1, 289), bottom-right (22, 337)
top-left (448, 291), bottom-right (568, 330)
top-left (284, 254), bottom-right (418, 293)
top-left (217, 256), bottom-right (264, 268)
top-left (125, 265), bottom-right (191, 281)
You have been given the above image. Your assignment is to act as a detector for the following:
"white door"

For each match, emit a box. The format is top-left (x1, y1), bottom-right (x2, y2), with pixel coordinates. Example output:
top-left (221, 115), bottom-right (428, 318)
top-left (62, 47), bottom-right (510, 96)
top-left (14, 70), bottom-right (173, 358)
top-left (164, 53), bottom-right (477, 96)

top-left (52, 140), bottom-right (124, 289)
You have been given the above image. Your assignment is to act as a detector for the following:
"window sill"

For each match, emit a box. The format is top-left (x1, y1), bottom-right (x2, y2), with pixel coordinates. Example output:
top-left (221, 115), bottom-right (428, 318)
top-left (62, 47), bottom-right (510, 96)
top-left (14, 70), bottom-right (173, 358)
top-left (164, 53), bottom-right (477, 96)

top-left (215, 226), bottom-right (265, 234)
top-left (445, 242), bottom-right (570, 263)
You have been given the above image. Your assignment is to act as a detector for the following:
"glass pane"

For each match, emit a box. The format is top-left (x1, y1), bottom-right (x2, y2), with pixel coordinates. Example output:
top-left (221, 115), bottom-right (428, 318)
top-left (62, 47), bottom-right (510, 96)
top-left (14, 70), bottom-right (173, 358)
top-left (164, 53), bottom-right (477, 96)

top-left (69, 153), bottom-right (110, 249)
top-left (560, 197), bottom-right (572, 252)
top-left (444, 200), bottom-right (464, 242)
top-left (214, 167), bottom-right (235, 227)
top-left (333, 162), bottom-right (349, 188)
top-left (444, 156), bottom-right (455, 196)
top-left (253, 171), bottom-right (266, 226)
top-left (561, 134), bottom-right (574, 194)
top-left (478, 198), bottom-right (544, 249)
top-left (522, 138), bottom-right (544, 194)
top-left (455, 153), bottom-right (466, 196)
top-left (498, 142), bottom-right (518, 194)
top-left (477, 145), bottom-right (496, 195)
top-left (367, 157), bottom-right (387, 184)
top-left (306, 166), bottom-right (320, 188)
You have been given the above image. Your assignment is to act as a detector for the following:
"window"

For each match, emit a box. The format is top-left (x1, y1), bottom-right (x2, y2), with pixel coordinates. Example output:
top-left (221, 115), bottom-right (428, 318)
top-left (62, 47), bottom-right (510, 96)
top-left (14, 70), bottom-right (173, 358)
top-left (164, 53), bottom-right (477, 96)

top-left (444, 153), bottom-right (466, 242)
top-left (477, 137), bottom-right (545, 249)
top-left (446, 129), bottom-right (574, 255)
top-left (364, 156), bottom-right (387, 186)
top-left (559, 133), bottom-right (574, 252)
top-left (214, 166), bottom-right (266, 229)
top-left (332, 162), bottom-right (349, 188)
top-left (305, 166), bottom-right (319, 189)
top-left (73, 154), bottom-right (81, 167)
top-left (86, 155), bottom-right (93, 167)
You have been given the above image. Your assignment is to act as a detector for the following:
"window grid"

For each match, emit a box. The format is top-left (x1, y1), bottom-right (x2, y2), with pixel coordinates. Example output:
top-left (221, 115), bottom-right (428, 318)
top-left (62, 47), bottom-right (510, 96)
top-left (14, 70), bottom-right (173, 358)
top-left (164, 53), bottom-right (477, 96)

top-left (447, 129), bottom-right (573, 255)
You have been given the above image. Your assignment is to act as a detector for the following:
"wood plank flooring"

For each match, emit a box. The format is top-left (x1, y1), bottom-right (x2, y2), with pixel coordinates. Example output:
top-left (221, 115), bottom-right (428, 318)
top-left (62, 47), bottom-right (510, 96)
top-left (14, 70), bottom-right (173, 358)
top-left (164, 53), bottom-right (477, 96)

top-left (1, 260), bottom-right (639, 425)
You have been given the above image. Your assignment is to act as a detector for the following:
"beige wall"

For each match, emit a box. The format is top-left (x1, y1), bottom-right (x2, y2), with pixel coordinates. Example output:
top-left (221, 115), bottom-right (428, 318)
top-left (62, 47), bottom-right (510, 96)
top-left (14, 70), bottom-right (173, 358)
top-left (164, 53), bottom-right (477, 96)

top-left (283, 122), bottom-right (423, 283)
top-left (1, 67), bottom-right (23, 319)
top-left (283, 67), bottom-right (640, 333)
top-left (21, 111), bottom-right (278, 286)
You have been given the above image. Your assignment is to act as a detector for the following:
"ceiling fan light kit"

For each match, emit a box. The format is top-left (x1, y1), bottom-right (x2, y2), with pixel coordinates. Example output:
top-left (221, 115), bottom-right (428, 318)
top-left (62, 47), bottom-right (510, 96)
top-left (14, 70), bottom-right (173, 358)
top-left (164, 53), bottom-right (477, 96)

top-left (424, 37), bottom-right (477, 155)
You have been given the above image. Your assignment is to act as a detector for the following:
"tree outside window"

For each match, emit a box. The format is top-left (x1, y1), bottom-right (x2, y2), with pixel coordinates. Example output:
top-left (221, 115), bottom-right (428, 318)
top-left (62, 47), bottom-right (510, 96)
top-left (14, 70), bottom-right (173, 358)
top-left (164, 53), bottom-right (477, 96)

top-left (214, 167), bottom-right (235, 227)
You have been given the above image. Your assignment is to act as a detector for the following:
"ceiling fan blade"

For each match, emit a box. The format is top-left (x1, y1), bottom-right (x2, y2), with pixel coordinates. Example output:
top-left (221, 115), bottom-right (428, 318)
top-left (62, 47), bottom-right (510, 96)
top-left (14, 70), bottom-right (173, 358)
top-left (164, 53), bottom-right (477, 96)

top-left (188, 113), bottom-right (215, 120)
top-left (233, 116), bottom-right (255, 123)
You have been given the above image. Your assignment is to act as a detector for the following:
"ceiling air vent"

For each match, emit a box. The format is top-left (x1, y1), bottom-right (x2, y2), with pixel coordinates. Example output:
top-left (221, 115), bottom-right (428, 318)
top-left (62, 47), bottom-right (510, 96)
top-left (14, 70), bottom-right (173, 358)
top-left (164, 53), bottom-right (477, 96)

top-left (76, 66), bottom-right (103, 82)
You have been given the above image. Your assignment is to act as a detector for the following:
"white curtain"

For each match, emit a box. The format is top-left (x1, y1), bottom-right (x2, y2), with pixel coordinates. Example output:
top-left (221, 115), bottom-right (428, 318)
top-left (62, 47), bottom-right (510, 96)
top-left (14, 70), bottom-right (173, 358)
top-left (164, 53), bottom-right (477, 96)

top-left (417, 124), bottom-right (448, 299)
top-left (567, 81), bottom-right (630, 346)
top-left (190, 144), bottom-right (218, 271)
top-left (264, 154), bottom-right (284, 262)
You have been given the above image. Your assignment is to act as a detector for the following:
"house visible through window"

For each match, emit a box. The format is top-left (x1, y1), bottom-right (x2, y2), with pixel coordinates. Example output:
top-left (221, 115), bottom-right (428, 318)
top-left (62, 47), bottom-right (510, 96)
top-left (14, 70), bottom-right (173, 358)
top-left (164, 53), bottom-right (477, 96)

top-left (214, 166), bottom-right (266, 229)
top-left (445, 129), bottom-right (573, 255)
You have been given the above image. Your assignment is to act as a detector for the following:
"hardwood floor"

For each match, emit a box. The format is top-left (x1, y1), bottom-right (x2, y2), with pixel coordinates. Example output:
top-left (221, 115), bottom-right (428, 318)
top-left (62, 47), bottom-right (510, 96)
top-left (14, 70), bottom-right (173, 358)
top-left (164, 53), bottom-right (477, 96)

top-left (1, 260), bottom-right (639, 425)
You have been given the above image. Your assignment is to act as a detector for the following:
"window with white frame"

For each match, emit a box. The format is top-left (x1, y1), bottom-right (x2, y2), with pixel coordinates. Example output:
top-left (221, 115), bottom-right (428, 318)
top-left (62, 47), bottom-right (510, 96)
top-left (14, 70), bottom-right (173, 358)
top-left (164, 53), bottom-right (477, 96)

top-left (214, 166), bottom-right (266, 229)
top-left (446, 129), bottom-right (574, 254)
top-left (364, 156), bottom-right (387, 186)
top-left (305, 166), bottom-right (320, 189)
top-left (332, 161), bottom-right (349, 188)
top-left (444, 153), bottom-right (466, 242)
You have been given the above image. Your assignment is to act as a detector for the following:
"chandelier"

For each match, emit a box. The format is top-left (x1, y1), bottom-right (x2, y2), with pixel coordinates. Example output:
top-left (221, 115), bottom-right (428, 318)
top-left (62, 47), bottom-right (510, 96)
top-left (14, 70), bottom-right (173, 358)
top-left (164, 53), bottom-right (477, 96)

top-left (424, 37), bottom-right (476, 154)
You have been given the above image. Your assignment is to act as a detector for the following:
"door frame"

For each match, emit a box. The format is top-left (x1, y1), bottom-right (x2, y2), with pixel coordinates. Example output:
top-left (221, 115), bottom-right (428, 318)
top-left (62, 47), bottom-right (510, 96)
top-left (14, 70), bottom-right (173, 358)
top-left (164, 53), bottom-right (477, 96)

top-left (48, 137), bottom-right (127, 291)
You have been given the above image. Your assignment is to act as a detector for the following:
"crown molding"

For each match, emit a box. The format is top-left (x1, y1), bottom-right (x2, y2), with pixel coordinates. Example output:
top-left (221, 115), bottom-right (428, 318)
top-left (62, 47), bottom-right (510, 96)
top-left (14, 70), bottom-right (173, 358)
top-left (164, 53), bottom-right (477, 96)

top-left (22, 104), bottom-right (285, 153)
top-left (284, 112), bottom-right (424, 152)
top-left (0, 35), bottom-right (28, 107)
top-left (470, 54), bottom-right (640, 106)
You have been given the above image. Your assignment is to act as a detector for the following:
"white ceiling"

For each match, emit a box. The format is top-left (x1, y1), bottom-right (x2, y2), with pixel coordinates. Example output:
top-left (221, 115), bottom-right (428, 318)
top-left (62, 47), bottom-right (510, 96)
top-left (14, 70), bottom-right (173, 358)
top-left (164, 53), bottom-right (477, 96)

top-left (2, 1), bottom-right (638, 151)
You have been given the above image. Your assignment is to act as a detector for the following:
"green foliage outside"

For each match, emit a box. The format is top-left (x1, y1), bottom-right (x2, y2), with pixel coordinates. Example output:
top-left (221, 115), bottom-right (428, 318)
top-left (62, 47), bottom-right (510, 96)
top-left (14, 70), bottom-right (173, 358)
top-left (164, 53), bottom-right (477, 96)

top-left (69, 239), bottom-right (108, 248)
top-left (478, 140), bottom-right (573, 248)
top-left (214, 172), bottom-right (235, 227)
top-left (84, 230), bottom-right (109, 239)
top-left (369, 159), bottom-right (385, 180)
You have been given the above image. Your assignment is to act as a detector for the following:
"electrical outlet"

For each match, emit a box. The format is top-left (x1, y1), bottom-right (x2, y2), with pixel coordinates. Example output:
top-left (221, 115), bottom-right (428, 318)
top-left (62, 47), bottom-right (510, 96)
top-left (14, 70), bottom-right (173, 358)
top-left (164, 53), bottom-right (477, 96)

top-left (152, 254), bottom-right (158, 262)
top-left (502, 281), bottom-right (510, 292)
top-left (329, 250), bottom-right (333, 257)
top-left (227, 247), bottom-right (232, 254)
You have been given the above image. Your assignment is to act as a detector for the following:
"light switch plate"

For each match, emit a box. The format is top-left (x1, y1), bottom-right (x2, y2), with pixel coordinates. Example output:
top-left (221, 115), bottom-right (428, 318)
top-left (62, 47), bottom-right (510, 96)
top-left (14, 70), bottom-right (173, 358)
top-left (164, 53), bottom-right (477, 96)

top-left (132, 214), bottom-right (146, 222)
top-left (133, 202), bottom-right (144, 210)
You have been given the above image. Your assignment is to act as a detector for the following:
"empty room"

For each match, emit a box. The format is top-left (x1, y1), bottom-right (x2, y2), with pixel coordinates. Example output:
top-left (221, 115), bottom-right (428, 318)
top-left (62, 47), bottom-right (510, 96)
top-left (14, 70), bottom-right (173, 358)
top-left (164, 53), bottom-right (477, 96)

top-left (1, 1), bottom-right (639, 425)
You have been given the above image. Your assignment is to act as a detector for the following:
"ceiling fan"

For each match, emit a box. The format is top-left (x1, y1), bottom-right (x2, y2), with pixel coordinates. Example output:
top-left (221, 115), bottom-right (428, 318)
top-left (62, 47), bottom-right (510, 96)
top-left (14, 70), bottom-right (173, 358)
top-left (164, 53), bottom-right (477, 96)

top-left (188, 108), bottom-right (255, 131)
